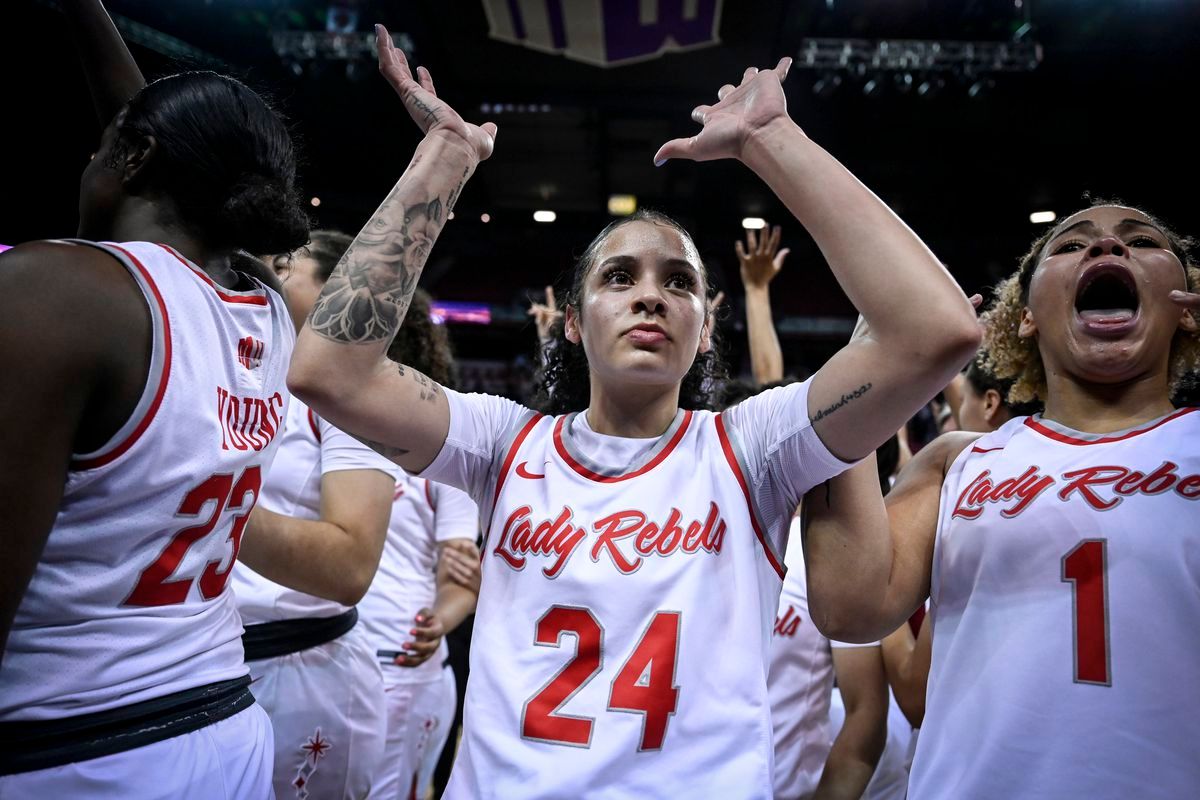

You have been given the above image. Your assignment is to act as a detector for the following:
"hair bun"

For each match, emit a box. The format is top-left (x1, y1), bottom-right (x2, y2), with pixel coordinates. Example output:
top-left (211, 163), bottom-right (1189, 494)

top-left (220, 174), bottom-right (310, 255)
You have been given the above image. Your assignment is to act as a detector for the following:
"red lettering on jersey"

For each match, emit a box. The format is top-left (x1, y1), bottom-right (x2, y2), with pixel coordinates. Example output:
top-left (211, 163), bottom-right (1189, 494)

top-left (494, 505), bottom-right (586, 578)
top-left (495, 503), bottom-right (728, 577)
top-left (952, 467), bottom-right (1055, 519)
top-left (591, 503), bottom-right (726, 573)
top-left (1058, 461), bottom-right (1198, 509)
top-left (774, 605), bottom-right (801, 637)
top-left (216, 386), bottom-right (284, 452)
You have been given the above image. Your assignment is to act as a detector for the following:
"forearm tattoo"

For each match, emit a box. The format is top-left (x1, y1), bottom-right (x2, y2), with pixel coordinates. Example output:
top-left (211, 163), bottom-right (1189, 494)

top-left (308, 184), bottom-right (446, 344)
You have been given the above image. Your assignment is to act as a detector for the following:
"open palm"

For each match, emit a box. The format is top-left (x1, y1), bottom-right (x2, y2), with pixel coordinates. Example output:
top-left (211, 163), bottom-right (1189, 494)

top-left (655, 58), bottom-right (793, 165)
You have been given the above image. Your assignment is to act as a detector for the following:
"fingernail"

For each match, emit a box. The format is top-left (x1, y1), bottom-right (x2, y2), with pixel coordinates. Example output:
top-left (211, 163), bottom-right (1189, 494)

top-left (654, 158), bottom-right (667, 167)
top-left (1170, 290), bottom-right (1186, 297)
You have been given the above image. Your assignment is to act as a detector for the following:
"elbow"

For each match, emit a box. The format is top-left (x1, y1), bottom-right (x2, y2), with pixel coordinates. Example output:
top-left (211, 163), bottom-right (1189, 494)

top-left (810, 603), bottom-right (888, 645)
top-left (898, 693), bottom-right (925, 730)
top-left (331, 566), bottom-right (374, 606)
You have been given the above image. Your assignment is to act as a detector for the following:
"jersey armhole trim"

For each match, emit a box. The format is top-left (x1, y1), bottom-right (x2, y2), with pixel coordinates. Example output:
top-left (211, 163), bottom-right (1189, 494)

top-left (715, 413), bottom-right (785, 580)
top-left (307, 408), bottom-right (322, 443)
top-left (70, 243), bottom-right (172, 471)
top-left (424, 480), bottom-right (437, 512)
top-left (482, 411), bottom-right (545, 558)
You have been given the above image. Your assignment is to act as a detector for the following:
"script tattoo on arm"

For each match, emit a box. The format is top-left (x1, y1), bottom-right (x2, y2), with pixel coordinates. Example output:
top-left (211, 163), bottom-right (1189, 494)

top-left (809, 382), bottom-right (873, 424)
top-left (308, 185), bottom-right (446, 345)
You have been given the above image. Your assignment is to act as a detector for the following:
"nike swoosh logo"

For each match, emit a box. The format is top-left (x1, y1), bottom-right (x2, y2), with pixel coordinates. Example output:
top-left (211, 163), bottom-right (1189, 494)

top-left (516, 461), bottom-right (546, 480)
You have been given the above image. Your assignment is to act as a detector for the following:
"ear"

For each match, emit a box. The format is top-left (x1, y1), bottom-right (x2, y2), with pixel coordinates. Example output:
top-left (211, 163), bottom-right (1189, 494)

top-left (697, 312), bottom-right (712, 354)
top-left (1017, 306), bottom-right (1038, 339)
top-left (564, 303), bottom-right (582, 344)
top-left (119, 132), bottom-right (158, 189)
top-left (1178, 307), bottom-right (1198, 334)
top-left (983, 388), bottom-right (1004, 425)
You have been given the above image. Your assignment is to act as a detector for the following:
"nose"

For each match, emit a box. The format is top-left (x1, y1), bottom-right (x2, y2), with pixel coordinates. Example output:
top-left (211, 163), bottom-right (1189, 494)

top-left (1087, 235), bottom-right (1126, 260)
top-left (631, 285), bottom-right (667, 317)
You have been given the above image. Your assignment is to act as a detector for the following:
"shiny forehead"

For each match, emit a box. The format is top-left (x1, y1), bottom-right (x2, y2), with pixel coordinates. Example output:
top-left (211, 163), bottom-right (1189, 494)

top-left (1046, 205), bottom-right (1158, 243)
top-left (590, 219), bottom-right (703, 272)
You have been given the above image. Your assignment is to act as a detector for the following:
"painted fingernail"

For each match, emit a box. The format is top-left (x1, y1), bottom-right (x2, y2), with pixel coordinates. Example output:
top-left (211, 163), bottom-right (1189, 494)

top-left (654, 158), bottom-right (667, 167)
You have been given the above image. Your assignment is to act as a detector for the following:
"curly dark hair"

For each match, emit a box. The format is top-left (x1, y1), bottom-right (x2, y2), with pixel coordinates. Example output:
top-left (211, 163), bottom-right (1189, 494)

top-left (529, 210), bottom-right (728, 415)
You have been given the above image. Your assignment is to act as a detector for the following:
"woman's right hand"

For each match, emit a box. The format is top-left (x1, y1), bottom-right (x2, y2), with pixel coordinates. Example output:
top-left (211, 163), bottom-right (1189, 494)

top-left (375, 24), bottom-right (497, 164)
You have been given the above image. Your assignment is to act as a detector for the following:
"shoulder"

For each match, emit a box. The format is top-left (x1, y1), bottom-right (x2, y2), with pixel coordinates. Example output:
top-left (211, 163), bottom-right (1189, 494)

top-left (918, 431), bottom-right (985, 476)
top-left (0, 240), bottom-right (148, 353)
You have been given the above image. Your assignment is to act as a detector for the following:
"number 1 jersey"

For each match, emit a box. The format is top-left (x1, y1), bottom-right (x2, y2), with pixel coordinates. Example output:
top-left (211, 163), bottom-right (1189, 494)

top-left (910, 409), bottom-right (1200, 799)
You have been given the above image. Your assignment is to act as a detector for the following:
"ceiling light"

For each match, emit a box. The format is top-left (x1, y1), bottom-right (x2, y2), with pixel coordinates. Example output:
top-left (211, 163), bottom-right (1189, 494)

top-left (1030, 210), bottom-right (1056, 224)
top-left (742, 217), bottom-right (766, 230)
top-left (534, 210), bottom-right (556, 223)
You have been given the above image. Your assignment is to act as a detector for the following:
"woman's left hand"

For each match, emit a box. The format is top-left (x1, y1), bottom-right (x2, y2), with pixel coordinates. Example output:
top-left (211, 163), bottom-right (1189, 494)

top-left (654, 57), bottom-right (793, 166)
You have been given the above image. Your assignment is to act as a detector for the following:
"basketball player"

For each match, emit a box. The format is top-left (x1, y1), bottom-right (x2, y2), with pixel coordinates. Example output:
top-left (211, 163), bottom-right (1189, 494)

top-left (0, 0), bottom-right (308, 794)
top-left (359, 288), bottom-right (482, 800)
top-left (286, 27), bottom-right (979, 798)
top-left (802, 203), bottom-right (1200, 798)
top-left (230, 229), bottom-right (403, 800)
top-left (770, 529), bottom-right (888, 799)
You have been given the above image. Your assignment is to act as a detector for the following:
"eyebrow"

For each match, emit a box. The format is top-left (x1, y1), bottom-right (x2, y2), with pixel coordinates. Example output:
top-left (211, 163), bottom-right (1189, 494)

top-left (596, 254), bottom-right (701, 272)
top-left (1048, 217), bottom-right (1166, 243)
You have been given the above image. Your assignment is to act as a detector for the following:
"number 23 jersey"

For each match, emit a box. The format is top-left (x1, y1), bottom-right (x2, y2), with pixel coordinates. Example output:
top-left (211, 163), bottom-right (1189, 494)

top-left (422, 382), bottom-right (851, 800)
top-left (910, 409), bottom-right (1200, 800)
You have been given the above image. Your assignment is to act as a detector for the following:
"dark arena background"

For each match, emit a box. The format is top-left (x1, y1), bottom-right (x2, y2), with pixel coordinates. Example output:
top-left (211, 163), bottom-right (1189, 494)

top-left (4, 0), bottom-right (1195, 388)
top-left (5, 0), bottom-right (1198, 388)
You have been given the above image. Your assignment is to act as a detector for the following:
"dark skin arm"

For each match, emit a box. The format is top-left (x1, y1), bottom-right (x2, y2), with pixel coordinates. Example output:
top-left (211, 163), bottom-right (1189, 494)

top-left (803, 432), bottom-right (979, 642)
top-left (0, 242), bottom-right (149, 663)
top-left (814, 646), bottom-right (889, 799)
top-left (881, 614), bottom-right (932, 728)
top-left (61, 0), bottom-right (146, 126)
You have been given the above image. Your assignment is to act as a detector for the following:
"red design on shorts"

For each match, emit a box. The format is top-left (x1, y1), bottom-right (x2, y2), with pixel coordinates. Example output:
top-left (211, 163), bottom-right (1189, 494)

top-left (292, 728), bottom-right (332, 799)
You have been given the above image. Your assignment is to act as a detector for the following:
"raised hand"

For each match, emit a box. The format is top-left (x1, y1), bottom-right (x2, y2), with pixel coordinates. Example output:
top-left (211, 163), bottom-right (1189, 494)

top-left (736, 225), bottom-right (789, 290)
top-left (654, 58), bottom-right (793, 166)
top-left (375, 24), bottom-right (497, 163)
top-left (528, 285), bottom-right (564, 343)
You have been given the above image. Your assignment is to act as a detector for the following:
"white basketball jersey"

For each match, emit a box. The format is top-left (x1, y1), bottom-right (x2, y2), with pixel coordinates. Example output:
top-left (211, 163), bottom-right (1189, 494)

top-left (232, 397), bottom-right (399, 624)
top-left (910, 409), bottom-right (1200, 799)
top-left (1, 241), bottom-right (292, 721)
top-left (442, 409), bottom-right (786, 800)
top-left (357, 473), bottom-right (478, 682)
top-left (769, 518), bottom-right (878, 800)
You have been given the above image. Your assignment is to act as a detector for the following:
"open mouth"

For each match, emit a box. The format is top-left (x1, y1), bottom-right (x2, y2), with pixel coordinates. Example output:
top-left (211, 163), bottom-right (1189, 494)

top-left (1074, 263), bottom-right (1139, 326)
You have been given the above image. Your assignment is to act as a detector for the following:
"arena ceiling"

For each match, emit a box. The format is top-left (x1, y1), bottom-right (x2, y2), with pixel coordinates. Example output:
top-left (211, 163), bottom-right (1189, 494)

top-left (6, 0), bottom-right (1198, 369)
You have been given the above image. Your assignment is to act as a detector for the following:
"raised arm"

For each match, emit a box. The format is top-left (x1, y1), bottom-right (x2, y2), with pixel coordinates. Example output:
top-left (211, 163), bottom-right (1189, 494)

top-left (737, 225), bottom-right (787, 385)
top-left (656, 62), bottom-right (980, 461)
top-left (62, 0), bottom-right (146, 126)
top-left (288, 26), bottom-right (497, 473)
